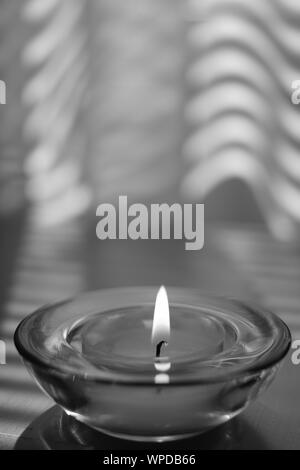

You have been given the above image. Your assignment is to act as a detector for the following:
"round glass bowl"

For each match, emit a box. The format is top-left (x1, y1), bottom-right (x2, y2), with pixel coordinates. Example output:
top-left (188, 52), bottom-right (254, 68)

top-left (14, 287), bottom-right (291, 442)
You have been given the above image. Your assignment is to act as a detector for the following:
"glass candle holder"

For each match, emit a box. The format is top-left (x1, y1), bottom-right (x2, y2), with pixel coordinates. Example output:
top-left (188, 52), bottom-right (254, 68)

top-left (14, 287), bottom-right (291, 442)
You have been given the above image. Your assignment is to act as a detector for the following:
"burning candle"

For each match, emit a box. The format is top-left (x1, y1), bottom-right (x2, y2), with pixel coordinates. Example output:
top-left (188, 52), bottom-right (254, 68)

top-left (152, 285), bottom-right (170, 355)
top-left (75, 286), bottom-right (225, 372)
top-left (15, 286), bottom-right (291, 442)
top-left (152, 286), bottom-right (171, 384)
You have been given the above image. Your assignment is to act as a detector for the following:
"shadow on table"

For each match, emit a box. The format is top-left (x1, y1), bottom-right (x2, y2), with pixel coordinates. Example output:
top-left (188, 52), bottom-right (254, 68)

top-left (14, 405), bottom-right (266, 450)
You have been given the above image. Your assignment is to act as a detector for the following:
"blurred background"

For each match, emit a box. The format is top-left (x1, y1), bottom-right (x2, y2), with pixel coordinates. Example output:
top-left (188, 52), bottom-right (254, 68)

top-left (2, 0), bottom-right (300, 235)
top-left (1, 0), bottom-right (300, 450)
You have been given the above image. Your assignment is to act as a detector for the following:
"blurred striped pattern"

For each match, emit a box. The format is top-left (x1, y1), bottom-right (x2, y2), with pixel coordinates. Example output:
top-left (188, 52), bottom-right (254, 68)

top-left (22, 0), bottom-right (90, 225)
top-left (0, 221), bottom-right (85, 448)
top-left (183, 0), bottom-right (300, 241)
top-left (0, 1), bottom-right (26, 213)
top-left (2, 0), bottom-right (300, 233)
top-left (0, 0), bottom-right (90, 223)
top-left (216, 224), bottom-right (300, 338)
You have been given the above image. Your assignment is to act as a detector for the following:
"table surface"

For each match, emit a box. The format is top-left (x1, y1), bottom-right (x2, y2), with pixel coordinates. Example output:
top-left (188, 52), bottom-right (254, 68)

top-left (0, 215), bottom-right (300, 450)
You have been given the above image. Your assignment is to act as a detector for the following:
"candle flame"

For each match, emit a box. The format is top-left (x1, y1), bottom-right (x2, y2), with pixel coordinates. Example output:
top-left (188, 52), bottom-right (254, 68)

top-left (151, 286), bottom-right (170, 348)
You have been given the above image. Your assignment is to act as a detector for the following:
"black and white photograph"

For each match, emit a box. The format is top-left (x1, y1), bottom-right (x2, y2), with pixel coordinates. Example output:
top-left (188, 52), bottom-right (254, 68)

top-left (0, 0), bottom-right (300, 457)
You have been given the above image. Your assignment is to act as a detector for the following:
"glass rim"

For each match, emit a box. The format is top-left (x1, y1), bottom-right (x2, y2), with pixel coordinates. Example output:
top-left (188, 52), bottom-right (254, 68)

top-left (14, 287), bottom-right (292, 386)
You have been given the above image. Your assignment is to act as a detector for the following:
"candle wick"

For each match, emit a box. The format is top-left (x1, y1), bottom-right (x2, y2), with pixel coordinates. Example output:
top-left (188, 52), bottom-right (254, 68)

top-left (156, 340), bottom-right (168, 358)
